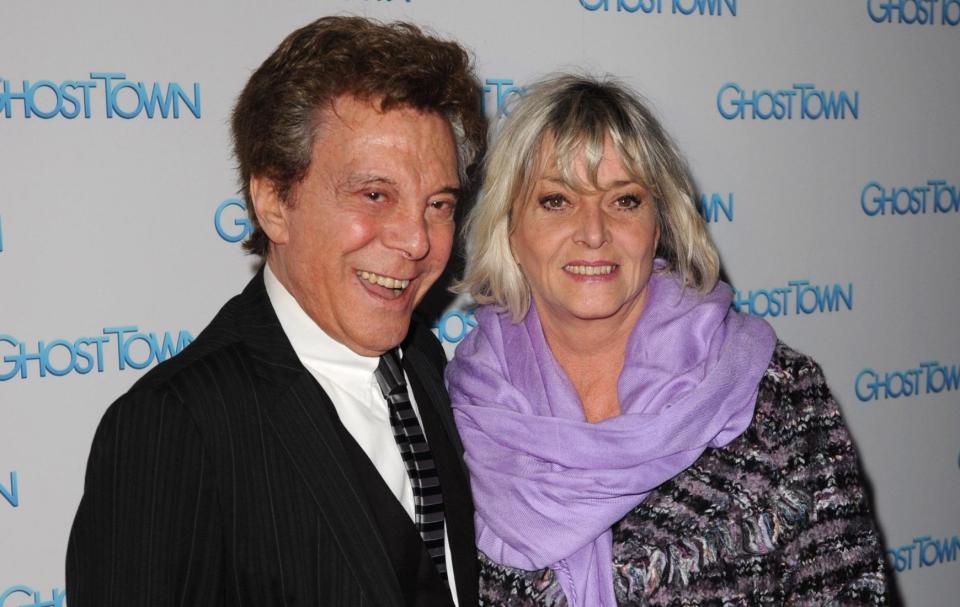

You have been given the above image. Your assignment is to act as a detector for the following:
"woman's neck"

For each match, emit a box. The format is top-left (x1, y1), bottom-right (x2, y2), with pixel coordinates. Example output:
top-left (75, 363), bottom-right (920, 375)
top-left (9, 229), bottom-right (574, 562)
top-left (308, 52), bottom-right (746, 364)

top-left (535, 297), bottom-right (647, 422)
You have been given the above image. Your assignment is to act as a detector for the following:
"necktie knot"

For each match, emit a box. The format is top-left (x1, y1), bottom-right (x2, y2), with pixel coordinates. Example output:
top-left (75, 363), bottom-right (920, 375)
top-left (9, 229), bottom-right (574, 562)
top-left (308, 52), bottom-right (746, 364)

top-left (375, 348), bottom-right (407, 399)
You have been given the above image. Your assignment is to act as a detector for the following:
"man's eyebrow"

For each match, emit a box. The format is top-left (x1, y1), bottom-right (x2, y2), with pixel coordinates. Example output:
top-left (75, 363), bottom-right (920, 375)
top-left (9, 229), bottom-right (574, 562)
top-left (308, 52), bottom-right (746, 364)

top-left (434, 185), bottom-right (463, 199)
top-left (342, 173), bottom-right (398, 189)
top-left (342, 174), bottom-right (460, 198)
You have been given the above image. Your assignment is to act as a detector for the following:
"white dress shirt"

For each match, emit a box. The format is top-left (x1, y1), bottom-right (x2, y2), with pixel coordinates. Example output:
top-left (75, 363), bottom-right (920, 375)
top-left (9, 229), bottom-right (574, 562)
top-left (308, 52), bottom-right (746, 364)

top-left (264, 265), bottom-right (458, 604)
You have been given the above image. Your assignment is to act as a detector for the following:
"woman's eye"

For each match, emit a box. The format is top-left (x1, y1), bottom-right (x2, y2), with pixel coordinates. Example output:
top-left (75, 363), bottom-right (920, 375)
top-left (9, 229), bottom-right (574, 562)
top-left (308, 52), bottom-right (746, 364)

top-left (539, 195), bottom-right (568, 210)
top-left (614, 194), bottom-right (642, 210)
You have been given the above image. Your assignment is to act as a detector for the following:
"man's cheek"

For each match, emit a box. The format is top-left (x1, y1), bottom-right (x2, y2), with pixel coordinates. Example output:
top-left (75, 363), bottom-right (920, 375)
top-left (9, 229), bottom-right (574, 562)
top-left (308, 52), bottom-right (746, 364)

top-left (431, 225), bottom-right (456, 261)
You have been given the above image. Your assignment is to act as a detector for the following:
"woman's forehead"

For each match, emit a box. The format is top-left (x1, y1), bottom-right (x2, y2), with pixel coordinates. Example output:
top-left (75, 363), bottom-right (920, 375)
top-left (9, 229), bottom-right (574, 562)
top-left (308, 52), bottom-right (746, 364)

top-left (531, 132), bottom-right (646, 190)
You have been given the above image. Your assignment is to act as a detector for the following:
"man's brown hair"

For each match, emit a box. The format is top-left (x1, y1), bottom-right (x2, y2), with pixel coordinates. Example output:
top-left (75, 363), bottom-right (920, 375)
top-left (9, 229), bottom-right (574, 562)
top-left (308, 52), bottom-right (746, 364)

top-left (231, 16), bottom-right (486, 256)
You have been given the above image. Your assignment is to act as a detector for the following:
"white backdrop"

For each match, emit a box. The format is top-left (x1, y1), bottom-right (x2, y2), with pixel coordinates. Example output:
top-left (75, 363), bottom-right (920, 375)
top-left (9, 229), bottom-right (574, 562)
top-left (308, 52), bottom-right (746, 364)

top-left (2, 1), bottom-right (958, 605)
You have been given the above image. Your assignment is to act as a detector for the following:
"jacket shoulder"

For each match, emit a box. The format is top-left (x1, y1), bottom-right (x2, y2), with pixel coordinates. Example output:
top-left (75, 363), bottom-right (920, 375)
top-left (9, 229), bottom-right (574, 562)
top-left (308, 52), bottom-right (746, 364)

top-left (754, 341), bottom-right (837, 420)
top-left (127, 292), bottom-right (248, 393)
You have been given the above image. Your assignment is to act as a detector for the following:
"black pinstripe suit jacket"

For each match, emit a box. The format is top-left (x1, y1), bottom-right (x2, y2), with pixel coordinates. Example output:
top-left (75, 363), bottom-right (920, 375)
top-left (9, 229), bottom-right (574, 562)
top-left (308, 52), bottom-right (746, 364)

top-left (66, 272), bottom-right (479, 606)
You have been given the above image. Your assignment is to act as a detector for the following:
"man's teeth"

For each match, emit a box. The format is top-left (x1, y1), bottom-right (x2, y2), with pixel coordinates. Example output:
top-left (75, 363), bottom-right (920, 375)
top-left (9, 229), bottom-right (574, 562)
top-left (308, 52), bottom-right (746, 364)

top-left (565, 264), bottom-right (616, 276)
top-left (357, 271), bottom-right (410, 290)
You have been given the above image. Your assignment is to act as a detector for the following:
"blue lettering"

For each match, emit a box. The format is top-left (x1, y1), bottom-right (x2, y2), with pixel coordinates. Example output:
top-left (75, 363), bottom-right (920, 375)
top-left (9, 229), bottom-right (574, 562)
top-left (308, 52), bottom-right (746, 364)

top-left (887, 541), bottom-right (918, 572)
top-left (434, 309), bottom-right (478, 344)
top-left (0, 586), bottom-right (32, 607)
top-left (0, 471), bottom-right (18, 508)
top-left (751, 289), bottom-right (773, 317)
top-left (716, 83), bottom-right (742, 119)
top-left (807, 89), bottom-right (859, 120)
top-left (943, 364), bottom-right (960, 391)
top-left (90, 72), bottom-right (125, 118)
top-left (151, 330), bottom-right (194, 363)
top-left (819, 283), bottom-right (854, 312)
top-left (861, 182), bottom-right (884, 216)
top-left (890, 369), bottom-right (920, 398)
top-left (855, 368), bottom-right (879, 401)
top-left (59, 82), bottom-right (82, 118)
top-left (114, 329), bottom-right (193, 370)
top-left (0, 586), bottom-right (65, 607)
top-left (215, 198), bottom-right (252, 243)
top-left (1, 79), bottom-right (27, 118)
top-left (125, 333), bottom-right (157, 369)
top-left (0, 335), bottom-right (21, 381)
top-left (0, 73), bottom-right (200, 120)
top-left (29, 80), bottom-right (64, 119)
top-left (730, 288), bottom-right (749, 315)
top-left (618, 0), bottom-right (660, 13)
top-left (581, 0), bottom-right (609, 9)
top-left (173, 82), bottom-right (202, 119)
top-left (945, 0), bottom-right (960, 24)
top-left (888, 535), bottom-right (960, 572)
top-left (673, 0), bottom-right (736, 15)
top-left (859, 361), bottom-right (958, 401)
top-left (482, 79), bottom-right (524, 116)
top-left (930, 180), bottom-right (960, 213)
top-left (862, 180), bottom-right (960, 216)
top-left (71, 80), bottom-right (96, 118)
top-left (111, 80), bottom-right (146, 119)
top-left (699, 193), bottom-right (734, 222)
top-left (719, 83), bottom-right (857, 120)
top-left (43, 339), bottom-right (77, 377)
top-left (919, 536), bottom-right (942, 567)
top-left (0, 328), bottom-right (190, 380)
top-left (935, 536), bottom-right (960, 563)
top-left (920, 361), bottom-right (957, 394)
top-left (141, 82), bottom-right (176, 118)
top-left (749, 289), bottom-right (770, 317)
top-left (103, 326), bottom-right (137, 370)
top-left (868, 0), bottom-right (940, 24)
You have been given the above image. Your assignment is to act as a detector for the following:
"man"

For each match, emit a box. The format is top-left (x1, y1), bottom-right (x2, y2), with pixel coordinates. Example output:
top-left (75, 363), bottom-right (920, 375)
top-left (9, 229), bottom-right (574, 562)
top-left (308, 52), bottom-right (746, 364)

top-left (66, 16), bottom-right (486, 606)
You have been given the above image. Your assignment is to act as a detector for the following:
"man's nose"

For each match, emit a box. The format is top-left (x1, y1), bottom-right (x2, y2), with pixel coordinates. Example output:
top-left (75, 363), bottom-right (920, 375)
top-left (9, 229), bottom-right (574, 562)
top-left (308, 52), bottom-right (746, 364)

top-left (384, 204), bottom-right (430, 260)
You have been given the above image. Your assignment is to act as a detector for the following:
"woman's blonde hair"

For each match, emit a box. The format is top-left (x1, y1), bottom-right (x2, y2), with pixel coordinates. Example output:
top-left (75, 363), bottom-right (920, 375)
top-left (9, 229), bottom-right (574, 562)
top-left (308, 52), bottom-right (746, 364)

top-left (456, 74), bottom-right (719, 322)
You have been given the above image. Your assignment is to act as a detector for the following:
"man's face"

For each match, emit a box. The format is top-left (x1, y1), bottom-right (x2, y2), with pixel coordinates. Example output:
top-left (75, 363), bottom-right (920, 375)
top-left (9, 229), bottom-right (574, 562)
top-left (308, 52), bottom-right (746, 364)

top-left (255, 95), bottom-right (460, 356)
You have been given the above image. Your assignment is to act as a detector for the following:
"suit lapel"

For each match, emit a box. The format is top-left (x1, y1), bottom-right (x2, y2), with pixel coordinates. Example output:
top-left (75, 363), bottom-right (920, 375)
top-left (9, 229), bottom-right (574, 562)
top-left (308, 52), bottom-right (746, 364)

top-left (403, 346), bottom-right (479, 607)
top-left (234, 272), bottom-right (406, 607)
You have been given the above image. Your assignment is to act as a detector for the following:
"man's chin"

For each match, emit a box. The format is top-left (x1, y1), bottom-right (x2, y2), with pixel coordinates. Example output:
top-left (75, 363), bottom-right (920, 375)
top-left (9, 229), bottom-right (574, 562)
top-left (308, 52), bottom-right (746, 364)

top-left (343, 320), bottom-right (412, 357)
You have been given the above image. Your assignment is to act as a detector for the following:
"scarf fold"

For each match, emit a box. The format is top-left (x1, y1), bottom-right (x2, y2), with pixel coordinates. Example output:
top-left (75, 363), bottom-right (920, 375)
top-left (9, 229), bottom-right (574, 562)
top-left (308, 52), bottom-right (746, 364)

top-left (446, 267), bottom-right (776, 607)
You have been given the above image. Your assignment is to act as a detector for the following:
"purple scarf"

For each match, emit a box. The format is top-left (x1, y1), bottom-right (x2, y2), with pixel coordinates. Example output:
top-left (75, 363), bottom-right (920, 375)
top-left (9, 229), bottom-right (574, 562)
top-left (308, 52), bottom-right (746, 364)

top-left (445, 268), bottom-right (776, 607)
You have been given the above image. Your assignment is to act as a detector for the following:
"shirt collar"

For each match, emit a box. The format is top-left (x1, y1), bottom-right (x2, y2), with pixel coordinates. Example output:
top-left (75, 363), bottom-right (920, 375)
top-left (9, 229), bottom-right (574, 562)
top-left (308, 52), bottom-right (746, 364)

top-left (263, 263), bottom-right (380, 383)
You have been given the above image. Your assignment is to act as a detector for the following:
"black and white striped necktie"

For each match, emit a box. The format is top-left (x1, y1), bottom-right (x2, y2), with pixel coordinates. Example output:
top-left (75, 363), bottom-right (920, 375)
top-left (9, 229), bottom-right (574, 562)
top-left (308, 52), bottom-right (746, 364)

top-left (374, 348), bottom-right (448, 582)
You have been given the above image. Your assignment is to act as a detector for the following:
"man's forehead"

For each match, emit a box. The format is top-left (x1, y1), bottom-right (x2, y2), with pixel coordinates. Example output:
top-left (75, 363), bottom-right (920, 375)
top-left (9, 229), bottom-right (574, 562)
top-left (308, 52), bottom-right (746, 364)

top-left (319, 94), bottom-right (443, 129)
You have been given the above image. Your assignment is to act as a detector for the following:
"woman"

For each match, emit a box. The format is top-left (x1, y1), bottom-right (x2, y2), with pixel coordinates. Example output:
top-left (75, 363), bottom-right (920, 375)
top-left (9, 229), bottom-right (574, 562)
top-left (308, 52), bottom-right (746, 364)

top-left (445, 75), bottom-right (889, 606)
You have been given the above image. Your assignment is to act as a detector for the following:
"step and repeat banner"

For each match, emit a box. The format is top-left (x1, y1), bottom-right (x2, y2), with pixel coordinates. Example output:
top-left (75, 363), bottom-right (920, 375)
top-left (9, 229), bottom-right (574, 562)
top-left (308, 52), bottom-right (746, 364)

top-left (2, 1), bottom-right (958, 605)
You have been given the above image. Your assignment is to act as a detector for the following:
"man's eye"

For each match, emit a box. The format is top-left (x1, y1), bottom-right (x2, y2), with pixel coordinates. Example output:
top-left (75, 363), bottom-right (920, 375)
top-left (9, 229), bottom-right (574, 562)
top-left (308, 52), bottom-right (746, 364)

top-left (539, 195), bottom-right (567, 210)
top-left (429, 199), bottom-right (455, 211)
top-left (365, 191), bottom-right (384, 202)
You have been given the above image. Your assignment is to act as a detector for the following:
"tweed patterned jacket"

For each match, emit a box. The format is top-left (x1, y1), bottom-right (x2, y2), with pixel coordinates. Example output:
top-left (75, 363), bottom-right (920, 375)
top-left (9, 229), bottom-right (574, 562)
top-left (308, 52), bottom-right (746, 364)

top-left (477, 342), bottom-right (889, 606)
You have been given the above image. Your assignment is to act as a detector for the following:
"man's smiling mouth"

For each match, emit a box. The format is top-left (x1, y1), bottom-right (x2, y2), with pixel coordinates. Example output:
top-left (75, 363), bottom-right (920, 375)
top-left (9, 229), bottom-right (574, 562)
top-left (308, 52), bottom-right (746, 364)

top-left (357, 270), bottom-right (411, 295)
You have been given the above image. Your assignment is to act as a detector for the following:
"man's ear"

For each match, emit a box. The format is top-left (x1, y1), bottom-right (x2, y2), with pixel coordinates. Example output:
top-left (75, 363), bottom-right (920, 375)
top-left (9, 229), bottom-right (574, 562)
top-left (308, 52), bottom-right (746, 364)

top-left (250, 176), bottom-right (290, 245)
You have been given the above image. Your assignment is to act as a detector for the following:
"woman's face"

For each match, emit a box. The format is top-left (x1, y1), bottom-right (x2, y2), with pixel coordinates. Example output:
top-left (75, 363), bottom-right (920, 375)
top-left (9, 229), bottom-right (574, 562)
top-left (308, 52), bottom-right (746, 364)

top-left (510, 136), bottom-right (660, 328)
